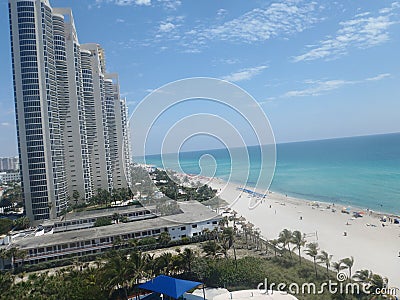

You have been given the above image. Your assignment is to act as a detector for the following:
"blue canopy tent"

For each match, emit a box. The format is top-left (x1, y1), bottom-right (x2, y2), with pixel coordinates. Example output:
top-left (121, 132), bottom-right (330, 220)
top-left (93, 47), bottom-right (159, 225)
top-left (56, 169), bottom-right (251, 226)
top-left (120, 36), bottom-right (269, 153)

top-left (139, 275), bottom-right (203, 299)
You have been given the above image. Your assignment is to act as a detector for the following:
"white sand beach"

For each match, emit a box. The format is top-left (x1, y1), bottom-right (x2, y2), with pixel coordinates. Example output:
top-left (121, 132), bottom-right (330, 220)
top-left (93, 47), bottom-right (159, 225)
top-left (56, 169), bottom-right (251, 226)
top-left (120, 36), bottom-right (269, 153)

top-left (200, 177), bottom-right (400, 290)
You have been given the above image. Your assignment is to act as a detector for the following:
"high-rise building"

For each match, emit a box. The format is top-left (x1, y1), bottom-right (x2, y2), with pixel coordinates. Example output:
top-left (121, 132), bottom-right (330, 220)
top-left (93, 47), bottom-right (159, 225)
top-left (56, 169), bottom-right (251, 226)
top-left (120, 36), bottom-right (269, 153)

top-left (52, 8), bottom-right (93, 202)
top-left (105, 73), bottom-right (132, 190)
top-left (120, 98), bottom-right (132, 188)
top-left (80, 43), bottom-right (113, 193)
top-left (9, 0), bottom-right (68, 221)
top-left (9, 0), bottom-right (131, 222)
top-left (0, 156), bottom-right (20, 171)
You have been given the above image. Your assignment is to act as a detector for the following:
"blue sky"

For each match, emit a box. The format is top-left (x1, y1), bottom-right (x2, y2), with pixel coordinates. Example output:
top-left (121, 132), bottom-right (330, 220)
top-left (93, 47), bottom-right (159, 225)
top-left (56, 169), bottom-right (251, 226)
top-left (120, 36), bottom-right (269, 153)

top-left (1, 0), bottom-right (400, 155)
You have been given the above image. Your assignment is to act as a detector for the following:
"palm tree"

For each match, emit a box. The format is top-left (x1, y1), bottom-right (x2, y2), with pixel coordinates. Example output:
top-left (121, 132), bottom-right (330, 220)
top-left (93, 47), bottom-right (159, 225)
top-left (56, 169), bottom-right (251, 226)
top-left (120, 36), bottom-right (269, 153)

top-left (341, 256), bottom-right (354, 280)
top-left (201, 240), bottom-right (222, 258)
top-left (128, 238), bottom-right (138, 250)
top-left (201, 228), bottom-right (211, 241)
top-left (119, 187), bottom-right (129, 201)
top-left (291, 230), bottom-right (306, 264)
top-left (112, 213), bottom-right (121, 224)
top-left (6, 247), bottom-right (19, 272)
top-left (305, 242), bottom-right (319, 277)
top-left (13, 216), bottom-right (30, 230)
top-left (317, 250), bottom-right (332, 278)
top-left (218, 217), bottom-right (228, 228)
top-left (101, 252), bottom-right (131, 299)
top-left (269, 239), bottom-right (279, 257)
top-left (72, 190), bottom-right (80, 206)
top-left (369, 273), bottom-right (388, 292)
top-left (157, 232), bottom-right (171, 246)
top-left (113, 236), bottom-right (123, 250)
top-left (0, 248), bottom-right (9, 269)
top-left (211, 228), bottom-right (219, 242)
top-left (112, 188), bottom-right (123, 205)
top-left (254, 229), bottom-right (261, 250)
top-left (241, 223), bottom-right (252, 248)
top-left (129, 250), bottom-right (150, 286)
top-left (331, 261), bottom-right (345, 274)
top-left (278, 229), bottom-right (293, 259)
top-left (222, 227), bottom-right (237, 268)
top-left (15, 249), bottom-right (27, 269)
top-left (97, 188), bottom-right (111, 207)
top-left (156, 252), bottom-right (174, 275)
top-left (179, 248), bottom-right (196, 273)
top-left (353, 269), bottom-right (372, 283)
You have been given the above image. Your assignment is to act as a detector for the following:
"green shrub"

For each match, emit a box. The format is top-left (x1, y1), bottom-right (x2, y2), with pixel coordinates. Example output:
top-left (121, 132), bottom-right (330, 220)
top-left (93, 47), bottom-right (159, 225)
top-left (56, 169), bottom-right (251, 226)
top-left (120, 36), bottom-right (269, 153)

top-left (94, 217), bottom-right (112, 227)
top-left (0, 218), bottom-right (13, 235)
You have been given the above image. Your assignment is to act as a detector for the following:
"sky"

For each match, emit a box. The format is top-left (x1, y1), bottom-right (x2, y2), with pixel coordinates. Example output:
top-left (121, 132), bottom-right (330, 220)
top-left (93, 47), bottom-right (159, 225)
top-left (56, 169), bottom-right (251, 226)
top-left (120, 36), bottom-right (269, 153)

top-left (0, 0), bottom-right (400, 156)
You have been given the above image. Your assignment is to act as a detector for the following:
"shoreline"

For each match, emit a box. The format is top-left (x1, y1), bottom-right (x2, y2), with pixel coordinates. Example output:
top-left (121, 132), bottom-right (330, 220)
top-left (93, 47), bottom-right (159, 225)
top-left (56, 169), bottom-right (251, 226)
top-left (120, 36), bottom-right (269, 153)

top-left (212, 175), bottom-right (400, 218)
top-left (185, 174), bottom-right (400, 290)
top-left (185, 172), bottom-right (400, 219)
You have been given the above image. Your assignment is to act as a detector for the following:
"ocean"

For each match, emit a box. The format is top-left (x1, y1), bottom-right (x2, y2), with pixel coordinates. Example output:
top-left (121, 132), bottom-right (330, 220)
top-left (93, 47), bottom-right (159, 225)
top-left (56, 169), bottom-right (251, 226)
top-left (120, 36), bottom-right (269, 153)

top-left (138, 133), bottom-right (400, 215)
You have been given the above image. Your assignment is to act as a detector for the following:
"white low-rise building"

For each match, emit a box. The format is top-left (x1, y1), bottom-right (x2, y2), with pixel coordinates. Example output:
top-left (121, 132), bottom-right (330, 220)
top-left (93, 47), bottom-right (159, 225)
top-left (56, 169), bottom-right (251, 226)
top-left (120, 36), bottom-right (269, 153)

top-left (0, 201), bottom-right (221, 270)
top-left (0, 172), bottom-right (21, 183)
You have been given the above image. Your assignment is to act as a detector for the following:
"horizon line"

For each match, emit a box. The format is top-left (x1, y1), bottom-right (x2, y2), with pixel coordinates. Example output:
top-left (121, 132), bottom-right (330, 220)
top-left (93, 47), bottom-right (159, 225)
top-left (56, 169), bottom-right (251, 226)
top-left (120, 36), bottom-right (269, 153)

top-left (134, 131), bottom-right (400, 157)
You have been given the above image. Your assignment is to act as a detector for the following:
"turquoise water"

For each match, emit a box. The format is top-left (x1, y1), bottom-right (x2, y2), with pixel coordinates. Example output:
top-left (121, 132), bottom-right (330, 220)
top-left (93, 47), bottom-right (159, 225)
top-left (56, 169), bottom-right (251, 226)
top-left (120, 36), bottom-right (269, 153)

top-left (138, 133), bottom-right (400, 215)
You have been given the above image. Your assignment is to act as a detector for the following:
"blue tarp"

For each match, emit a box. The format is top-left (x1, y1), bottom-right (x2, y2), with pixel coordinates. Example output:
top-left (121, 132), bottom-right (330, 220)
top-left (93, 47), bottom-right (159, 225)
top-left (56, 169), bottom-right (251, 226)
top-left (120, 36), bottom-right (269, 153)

top-left (139, 275), bottom-right (202, 299)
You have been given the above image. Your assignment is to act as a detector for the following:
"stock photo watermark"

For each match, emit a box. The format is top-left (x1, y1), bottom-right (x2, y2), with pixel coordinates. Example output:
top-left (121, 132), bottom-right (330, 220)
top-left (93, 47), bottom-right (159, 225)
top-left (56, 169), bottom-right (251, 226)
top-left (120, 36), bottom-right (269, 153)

top-left (129, 77), bottom-right (276, 222)
top-left (257, 272), bottom-right (399, 296)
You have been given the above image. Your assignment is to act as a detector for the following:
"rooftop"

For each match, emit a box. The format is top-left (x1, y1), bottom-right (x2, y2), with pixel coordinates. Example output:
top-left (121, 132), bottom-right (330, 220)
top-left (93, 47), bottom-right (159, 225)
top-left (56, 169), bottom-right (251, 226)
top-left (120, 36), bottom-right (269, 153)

top-left (40, 204), bottom-right (157, 226)
top-left (12, 201), bottom-right (220, 249)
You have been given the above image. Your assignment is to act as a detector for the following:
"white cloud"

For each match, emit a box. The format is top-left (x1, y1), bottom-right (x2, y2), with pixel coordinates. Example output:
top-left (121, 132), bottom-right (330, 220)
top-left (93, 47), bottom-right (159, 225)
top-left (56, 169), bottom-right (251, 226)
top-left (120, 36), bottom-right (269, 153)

top-left (366, 73), bottom-right (391, 81)
top-left (181, 48), bottom-right (201, 54)
top-left (156, 16), bottom-right (185, 34)
top-left (159, 22), bottom-right (176, 32)
top-left (293, 3), bottom-right (400, 62)
top-left (114, 0), bottom-right (134, 5)
top-left (219, 58), bottom-right (240, 65)
top-left (158, 0), bottom-right (181, 10)
top-left (192, 1), bottom-right (321, 43)
top-left (134, 0), bottom-right (151, 5)
top-left (142, 0), bottom-right (322, 53)
top-left (96, 0), bottom-right (151, 6)
top-left (116, 18), bottom-right (125, 23)
top-left (216, 8), bottom-right (228, 19)
top-left (282, 73), bottom-right (391, 98)
top-left (222, 65), bottom-right (268, 82)
top-left (283, 79), bottom-right (352, 97)
top-left (1, 122), bottom-right (11, 127)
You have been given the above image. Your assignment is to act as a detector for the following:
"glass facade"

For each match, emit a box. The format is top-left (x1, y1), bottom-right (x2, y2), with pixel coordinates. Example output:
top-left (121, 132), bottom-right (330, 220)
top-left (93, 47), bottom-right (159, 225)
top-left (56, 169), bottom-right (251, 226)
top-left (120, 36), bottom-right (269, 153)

top-left (9, 0), bottom-right (131, 221)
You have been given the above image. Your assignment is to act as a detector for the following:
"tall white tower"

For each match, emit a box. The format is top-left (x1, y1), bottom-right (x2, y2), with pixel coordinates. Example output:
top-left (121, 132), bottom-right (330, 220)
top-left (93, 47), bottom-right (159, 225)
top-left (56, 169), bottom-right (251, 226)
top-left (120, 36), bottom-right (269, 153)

top-left (9, 0), bottom-right (132, 221)
top-left (80, 44), bottom-right (113, 193)
top-left (52, 8), bottom-right (93, 202)
top-left (9, 0), bottom-right (68, 221)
